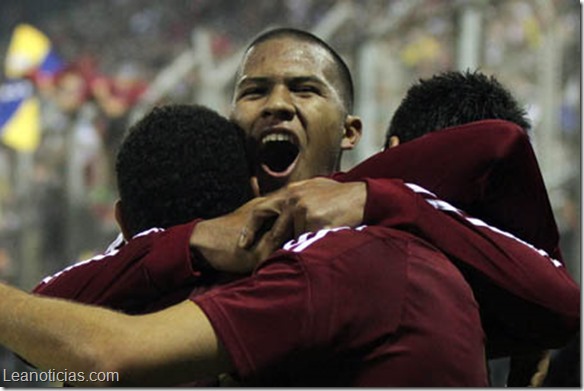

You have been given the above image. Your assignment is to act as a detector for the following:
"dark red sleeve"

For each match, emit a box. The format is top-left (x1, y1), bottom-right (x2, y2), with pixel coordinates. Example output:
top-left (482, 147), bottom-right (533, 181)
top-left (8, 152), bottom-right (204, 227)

top-left (191, 229), bottom-right (409, 383)
top-left (359, 177), bottom-right (579, 356)
top-left (192, 255), bottom-right (311, 379)
top-left (333, 119), bottom-right (562, 262)
top-left (33, 219), bottom-right (205, 313)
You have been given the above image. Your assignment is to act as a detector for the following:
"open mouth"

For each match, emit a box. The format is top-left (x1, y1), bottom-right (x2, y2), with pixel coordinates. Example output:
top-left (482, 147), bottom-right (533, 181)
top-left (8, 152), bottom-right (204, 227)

top-left (258, 133), bottom-right (300, 177)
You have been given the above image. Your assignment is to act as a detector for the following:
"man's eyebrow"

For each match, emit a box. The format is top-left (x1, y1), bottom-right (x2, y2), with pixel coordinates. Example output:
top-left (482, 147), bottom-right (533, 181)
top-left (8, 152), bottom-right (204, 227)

top-left (287, 76), bottom-right (325, 84)
top-left (236, 75), bottom-right (328, 88)
top-left (236, 77), bottom-right (271, 88)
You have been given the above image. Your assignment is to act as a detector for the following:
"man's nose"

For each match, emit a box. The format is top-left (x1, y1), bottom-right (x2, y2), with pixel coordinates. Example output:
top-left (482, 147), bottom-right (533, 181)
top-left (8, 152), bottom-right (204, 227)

top-left (261, 85), bottom-right (295, 121)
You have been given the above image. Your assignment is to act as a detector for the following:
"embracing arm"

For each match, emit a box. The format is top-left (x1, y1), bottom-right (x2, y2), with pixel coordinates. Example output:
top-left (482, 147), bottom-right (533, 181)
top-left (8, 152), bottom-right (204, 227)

top-left (242, 120), bottom-right (561, 261)
top-left (234, 120), bottom-right (573, 386)
top-left (242, 175), bottom-right (579, 350)
top-left (238, 177), bottom-right (366, 247)
top-left (34, 198), bottom-right (281, 312)
top-left (334, 119), bottom-right (561, 260)
top-left (33, 221), bottom-right (204, 311)
top-left (1, 284), bottom-right (230, 386)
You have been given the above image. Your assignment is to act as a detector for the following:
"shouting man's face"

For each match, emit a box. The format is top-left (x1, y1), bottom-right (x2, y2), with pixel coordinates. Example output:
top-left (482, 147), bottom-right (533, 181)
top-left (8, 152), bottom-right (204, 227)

top-left (231, 37), bottom-right (360, 194)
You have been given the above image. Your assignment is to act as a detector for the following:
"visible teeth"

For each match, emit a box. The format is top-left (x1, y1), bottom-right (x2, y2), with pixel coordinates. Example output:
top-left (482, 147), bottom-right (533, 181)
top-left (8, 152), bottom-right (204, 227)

top-left (261, 133), bottom-right (294, 144)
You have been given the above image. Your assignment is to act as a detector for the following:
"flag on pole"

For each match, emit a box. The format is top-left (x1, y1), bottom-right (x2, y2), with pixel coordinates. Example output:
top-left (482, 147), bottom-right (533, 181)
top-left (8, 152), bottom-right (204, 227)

top-left (4, 23), bottom-right (64, 79)
top-left (0, 80), bottom-right (40, 152)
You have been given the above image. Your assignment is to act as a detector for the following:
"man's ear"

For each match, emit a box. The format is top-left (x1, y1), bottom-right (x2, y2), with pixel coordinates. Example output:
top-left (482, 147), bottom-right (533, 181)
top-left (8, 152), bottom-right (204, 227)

top-left (387, 135), bottom-right (400, 148)
top-left (114, 199), bottom-right (132, 241)
top-left (341, 115), bottom-right (362, 150)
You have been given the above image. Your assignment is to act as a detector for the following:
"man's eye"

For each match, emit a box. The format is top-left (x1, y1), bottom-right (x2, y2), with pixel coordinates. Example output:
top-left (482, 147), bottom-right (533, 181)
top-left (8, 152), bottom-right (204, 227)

top-left (293, 85), bottom-right (319, 94)
top-left (239, 88), bottom-right (265, 99)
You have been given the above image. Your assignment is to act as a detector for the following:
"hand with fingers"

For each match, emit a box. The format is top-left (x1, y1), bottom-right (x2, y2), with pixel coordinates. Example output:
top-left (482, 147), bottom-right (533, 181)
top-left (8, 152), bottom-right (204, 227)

top-left (239, 177), bottom-right (367, 250)
top-left (190, 197), bottom-right (284, 274)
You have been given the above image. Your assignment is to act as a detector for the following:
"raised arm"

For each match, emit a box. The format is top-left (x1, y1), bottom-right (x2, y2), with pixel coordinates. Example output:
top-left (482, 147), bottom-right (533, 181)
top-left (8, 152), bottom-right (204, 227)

top-left (1, 283), bottom-right (230, 386)
top-left (242, 120), bottom-right (561, 261)
top-left (240, 174), bottom-right (578, 355)
top-left (334, 119), bottom-right (562, 261)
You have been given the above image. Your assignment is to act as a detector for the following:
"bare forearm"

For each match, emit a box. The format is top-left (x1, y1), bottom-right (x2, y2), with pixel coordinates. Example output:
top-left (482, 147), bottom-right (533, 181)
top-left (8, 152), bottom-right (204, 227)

top-left (0, 283), bottom-right (122, 385)
top-left (0, 284), bottom-right (230, 386)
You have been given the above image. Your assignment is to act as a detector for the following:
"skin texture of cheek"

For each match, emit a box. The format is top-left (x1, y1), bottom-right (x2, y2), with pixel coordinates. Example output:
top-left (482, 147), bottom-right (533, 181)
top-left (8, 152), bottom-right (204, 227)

top-left (229, 104), bottom-right (253, 137)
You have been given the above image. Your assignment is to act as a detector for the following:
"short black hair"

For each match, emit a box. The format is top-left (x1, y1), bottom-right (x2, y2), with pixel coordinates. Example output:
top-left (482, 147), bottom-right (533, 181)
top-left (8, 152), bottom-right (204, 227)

top-left (116, 104), bottom-right (253, 236)
top-left (239, 27), bottom-right (354, 112)
top-left (384, 70), bottom-right (531, 147)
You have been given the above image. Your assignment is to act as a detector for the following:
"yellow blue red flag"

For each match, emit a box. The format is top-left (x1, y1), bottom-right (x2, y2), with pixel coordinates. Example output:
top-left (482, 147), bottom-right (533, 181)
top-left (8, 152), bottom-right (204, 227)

top-left (0, 80), bottom-right (40, 152)
top-left (4, 24), bottom-right (63, 79)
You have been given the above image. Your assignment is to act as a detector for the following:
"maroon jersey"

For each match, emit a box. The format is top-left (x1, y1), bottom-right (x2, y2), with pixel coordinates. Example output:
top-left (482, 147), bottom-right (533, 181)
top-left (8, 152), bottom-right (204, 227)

top-left (34, 221), bottom-right (204, 313)
top-left (360, 178), bottom-right (578, 356)
top-left (34, 120), bottom-right (578, 356)
top-left (334, 119), bottom-right (562, 262)
top-left (193, 225), bottom-right (488, 386)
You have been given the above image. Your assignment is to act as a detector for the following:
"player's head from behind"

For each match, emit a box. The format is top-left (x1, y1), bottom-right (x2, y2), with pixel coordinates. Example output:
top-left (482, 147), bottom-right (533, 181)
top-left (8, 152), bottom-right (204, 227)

top-left (384, 70), bottom-right (531, 149)
top-left (115, 104), bottom-right (254, 238)
top-left (230, 27), bottom-right (362, 195)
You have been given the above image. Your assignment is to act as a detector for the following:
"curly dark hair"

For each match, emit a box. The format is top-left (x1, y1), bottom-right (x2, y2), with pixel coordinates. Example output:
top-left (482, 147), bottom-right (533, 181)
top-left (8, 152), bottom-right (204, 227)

top-left (115, 104), bottom-right (254, 236)
top-left (384, 70), bottom-right (531, 148)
